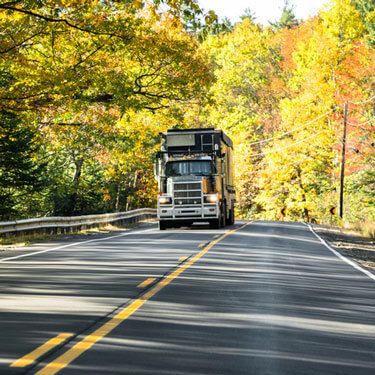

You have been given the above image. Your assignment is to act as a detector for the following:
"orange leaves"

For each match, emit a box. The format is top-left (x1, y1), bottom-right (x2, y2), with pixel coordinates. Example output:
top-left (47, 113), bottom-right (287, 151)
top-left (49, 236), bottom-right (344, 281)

top-left (335, 41), bottom-right (375, 103)
top-left (276, 18), bottom-right (318, 73)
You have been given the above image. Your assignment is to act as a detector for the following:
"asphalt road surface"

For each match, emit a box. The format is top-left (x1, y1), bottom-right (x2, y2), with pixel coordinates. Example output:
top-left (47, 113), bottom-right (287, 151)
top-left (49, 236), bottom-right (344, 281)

top-left (0, 221), bottom-right (374, 375)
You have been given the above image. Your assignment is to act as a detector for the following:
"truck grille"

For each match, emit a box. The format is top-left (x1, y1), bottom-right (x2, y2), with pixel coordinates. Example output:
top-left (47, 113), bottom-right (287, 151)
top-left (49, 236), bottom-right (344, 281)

top-left (173, 182), bottom-right (202, 205)
top-left (174, 183), bottom-right (201, 191)
top-left (174, 191), bottom-right (201, 198)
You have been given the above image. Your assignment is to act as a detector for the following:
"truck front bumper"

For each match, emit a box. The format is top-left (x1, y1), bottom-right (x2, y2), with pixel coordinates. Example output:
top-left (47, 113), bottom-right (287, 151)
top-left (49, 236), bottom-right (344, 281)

top-left (158, 205), bottom-right (218, 220)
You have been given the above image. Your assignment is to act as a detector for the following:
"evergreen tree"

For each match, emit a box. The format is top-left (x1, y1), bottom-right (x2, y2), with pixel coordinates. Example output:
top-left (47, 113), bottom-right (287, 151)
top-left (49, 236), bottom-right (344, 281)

top-left (271, 0), bottom-right (299, 30)
top-left (240, 8), bottom-right (257, 22)
top-left (0, 111), bottom-right (46, 219)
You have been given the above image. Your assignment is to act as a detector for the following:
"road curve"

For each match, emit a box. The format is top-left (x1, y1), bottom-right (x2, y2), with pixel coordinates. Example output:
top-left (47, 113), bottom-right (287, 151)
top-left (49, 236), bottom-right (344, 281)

top-left (0, 221), bottom-right (374, 375)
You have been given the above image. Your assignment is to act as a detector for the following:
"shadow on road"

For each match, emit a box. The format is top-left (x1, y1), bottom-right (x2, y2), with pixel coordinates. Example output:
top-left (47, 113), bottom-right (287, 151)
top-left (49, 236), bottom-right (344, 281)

top-left (1, 221), bottom-right (375, 375)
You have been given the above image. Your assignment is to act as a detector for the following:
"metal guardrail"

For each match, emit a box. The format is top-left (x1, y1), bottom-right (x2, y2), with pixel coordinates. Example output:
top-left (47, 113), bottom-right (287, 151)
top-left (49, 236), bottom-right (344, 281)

top-left (0, 208), bottom-right (157, 236)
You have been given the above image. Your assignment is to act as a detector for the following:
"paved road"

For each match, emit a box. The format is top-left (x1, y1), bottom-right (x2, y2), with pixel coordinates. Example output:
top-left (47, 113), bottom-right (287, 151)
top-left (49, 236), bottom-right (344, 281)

top-left (0, 221), bottom-right (374, 374)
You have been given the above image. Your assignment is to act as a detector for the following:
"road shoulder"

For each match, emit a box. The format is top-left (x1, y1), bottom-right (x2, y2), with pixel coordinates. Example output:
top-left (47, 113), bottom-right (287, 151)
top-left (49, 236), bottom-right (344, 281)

top-left (312, 224), bottom-right (375, 276)
top-left (0, 222), bottom-right (156, 261)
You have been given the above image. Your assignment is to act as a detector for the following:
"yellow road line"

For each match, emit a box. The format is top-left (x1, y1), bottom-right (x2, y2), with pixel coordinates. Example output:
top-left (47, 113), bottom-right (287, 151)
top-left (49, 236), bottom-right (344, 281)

top-left (11, 333), bottom-right (73, 368)
top-left (179, 256), bottom-right (188, 262)
top-left (137, 277), bottom-right (156, 289)
top-left (36, 223), bottom-right (249, 375)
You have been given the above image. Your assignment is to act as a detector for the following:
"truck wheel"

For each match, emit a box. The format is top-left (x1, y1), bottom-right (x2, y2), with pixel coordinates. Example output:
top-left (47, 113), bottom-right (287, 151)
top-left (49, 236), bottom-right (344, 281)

top-left (228, 209), bottom-right (235, 225)
top-left (219, 202), bottom-right (227, 228)
top-left (209, 219), bottom-right (220, 229)
top-left (159, 221), bottom-right (168, 230)
top-left (222, 208), bottom-right (227, 227)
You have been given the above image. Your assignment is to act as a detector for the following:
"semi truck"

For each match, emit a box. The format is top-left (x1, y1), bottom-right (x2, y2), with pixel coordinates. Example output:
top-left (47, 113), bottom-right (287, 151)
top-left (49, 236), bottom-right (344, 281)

top-left (154, 128), bottom-right (235, 230)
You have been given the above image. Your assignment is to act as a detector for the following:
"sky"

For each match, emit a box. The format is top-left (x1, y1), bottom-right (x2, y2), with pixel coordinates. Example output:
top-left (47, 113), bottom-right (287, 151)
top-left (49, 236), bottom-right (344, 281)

top-left (197, 0), bottom-right (329, 25)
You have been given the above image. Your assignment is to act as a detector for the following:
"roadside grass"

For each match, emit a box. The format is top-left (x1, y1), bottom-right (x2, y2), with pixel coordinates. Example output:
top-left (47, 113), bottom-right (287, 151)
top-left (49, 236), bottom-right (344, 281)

top-left (347, 221), bottom-right (375, 239)
top-left (0, 233), bottom-right (55, 248)
top-left (0, 222), bottom-right (151, 249)
top-left (320, 220), bottom-right (375, 240)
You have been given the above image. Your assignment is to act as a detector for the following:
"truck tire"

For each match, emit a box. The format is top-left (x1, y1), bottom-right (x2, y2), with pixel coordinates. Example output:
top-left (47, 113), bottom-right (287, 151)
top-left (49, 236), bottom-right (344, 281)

top-left (209, 219), bottom-right (221, 229)
top-left (222, 204), bottom-right (227, 227)
top-left (209, 206), bottom-right (223, 228)
top-left (228, 208), bottom-right (235, 225)
top-left (159, 221), bottom-right (168, 230)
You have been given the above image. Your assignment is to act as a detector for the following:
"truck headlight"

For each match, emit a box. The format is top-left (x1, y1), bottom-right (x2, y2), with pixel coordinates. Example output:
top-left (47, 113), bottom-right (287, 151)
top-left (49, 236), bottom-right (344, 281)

top-left (159, 196), bottom-right (172, 205)
top-left (204, 194), bottom-right (218, 203)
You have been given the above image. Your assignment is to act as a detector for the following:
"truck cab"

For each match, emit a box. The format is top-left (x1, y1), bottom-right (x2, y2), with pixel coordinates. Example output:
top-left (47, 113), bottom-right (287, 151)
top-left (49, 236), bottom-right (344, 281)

top-left (155, 128), bottom-right (235, 230)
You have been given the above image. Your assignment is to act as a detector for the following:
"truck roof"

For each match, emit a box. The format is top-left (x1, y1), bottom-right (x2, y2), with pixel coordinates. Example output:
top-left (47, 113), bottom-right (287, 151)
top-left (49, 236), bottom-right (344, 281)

top-left (166, 127), bottom-right (215, 133)
top-left (162, 128), bottom-right (233, 148)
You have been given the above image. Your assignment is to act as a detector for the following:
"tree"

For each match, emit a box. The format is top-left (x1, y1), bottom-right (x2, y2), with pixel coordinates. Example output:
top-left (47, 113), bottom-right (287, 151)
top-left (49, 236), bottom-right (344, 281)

top-left (202, 19), bottom-right (282, 215)
top-left (0, 0), bottom-right (373, 227)
top-left (255, 0), bottom-right (372, 222)
top-left (0, 1), bottom-right (212, 114)
top-left (352, 0), bottom-right (375, 47)
top-left (270, 0), bottom-right (299, 30)
top-left (0, 111), bottom-right (46, 219)
top-left (240, 8), bottom-right (257, 22)
top-left (0, 0), bottom-right (213, 217)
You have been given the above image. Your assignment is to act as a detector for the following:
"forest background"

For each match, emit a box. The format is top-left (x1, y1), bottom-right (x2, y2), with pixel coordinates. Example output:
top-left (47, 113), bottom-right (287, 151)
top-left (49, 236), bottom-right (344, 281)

top-left (0, 0), bottom-right (374, 232)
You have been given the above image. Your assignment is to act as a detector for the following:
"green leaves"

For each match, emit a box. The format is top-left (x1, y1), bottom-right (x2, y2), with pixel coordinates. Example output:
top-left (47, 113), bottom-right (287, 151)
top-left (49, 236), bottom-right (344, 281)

top-left (0, 110), bottom-right (46, 219)
top-left (270, 0), bottom-right (299, 30)
top-left (0, 0), bottom-right (372, 225)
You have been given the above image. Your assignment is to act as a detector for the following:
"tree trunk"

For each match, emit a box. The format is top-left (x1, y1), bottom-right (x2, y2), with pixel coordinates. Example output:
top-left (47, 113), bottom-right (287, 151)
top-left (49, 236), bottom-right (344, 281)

top-left (296, 164), bottom-right (309, 222)
top-left (70, 158), bottom-right (83, 214)
top-left (115, 183), bottom-right (121, 212)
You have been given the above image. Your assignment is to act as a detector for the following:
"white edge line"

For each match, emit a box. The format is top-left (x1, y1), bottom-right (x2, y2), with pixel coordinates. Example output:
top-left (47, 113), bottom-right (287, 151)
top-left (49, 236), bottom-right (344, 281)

top-left (0, 227), bottom-right (156, 263)
top-left (307, 223), bottom-right (375, 282)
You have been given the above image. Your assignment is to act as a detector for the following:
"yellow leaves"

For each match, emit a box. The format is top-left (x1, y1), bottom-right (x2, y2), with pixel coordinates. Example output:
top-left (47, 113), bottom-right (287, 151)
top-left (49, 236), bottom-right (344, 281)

top-left (132, 0), bottom-right (144, 10)
top-left (102, 187), bottom-right (112, 202)
top-left (365, 9), bottom-right (375, 32)
top-left (1, 0), bottom-right (372, 221)
top-left (54, 1), bottom-right (97, 7)
top-left (321, 0), bottom-right (364, 45)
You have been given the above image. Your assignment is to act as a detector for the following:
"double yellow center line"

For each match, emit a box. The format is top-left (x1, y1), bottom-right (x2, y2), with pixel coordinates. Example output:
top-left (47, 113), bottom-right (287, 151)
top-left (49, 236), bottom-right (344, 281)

top-left (19, 223), bottom-right (248, 375)
top-left (10, 333), bottom-right (73, 368)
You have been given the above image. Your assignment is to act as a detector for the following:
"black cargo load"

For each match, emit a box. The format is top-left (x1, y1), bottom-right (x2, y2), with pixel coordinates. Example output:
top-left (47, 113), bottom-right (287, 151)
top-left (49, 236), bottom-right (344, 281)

top-left (161, 128), bottom-right (232, 154)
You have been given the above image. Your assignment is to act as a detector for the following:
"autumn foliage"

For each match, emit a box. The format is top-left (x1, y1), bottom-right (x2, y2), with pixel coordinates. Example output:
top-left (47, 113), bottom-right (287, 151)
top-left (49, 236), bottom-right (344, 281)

top-left (0, 0), bottom-right (373, 225)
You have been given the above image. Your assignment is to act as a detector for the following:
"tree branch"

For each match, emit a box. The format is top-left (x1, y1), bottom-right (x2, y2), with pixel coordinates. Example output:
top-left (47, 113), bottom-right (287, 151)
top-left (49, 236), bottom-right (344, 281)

top-left (0, 92), bottom-right (51, 101)
top-left (0, 4), bottom-right (131, 40)
top-left (72, 43), bottom-right (107, 70)
top-left (0, 28), bottom-right (47, 54)
top-left (38, 122), bottom-right (83, 127)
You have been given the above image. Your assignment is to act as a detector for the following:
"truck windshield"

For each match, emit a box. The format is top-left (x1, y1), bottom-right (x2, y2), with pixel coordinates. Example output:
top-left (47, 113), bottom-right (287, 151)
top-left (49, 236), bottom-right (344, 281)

top-left (165, 160), bottom-right (213, 176)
